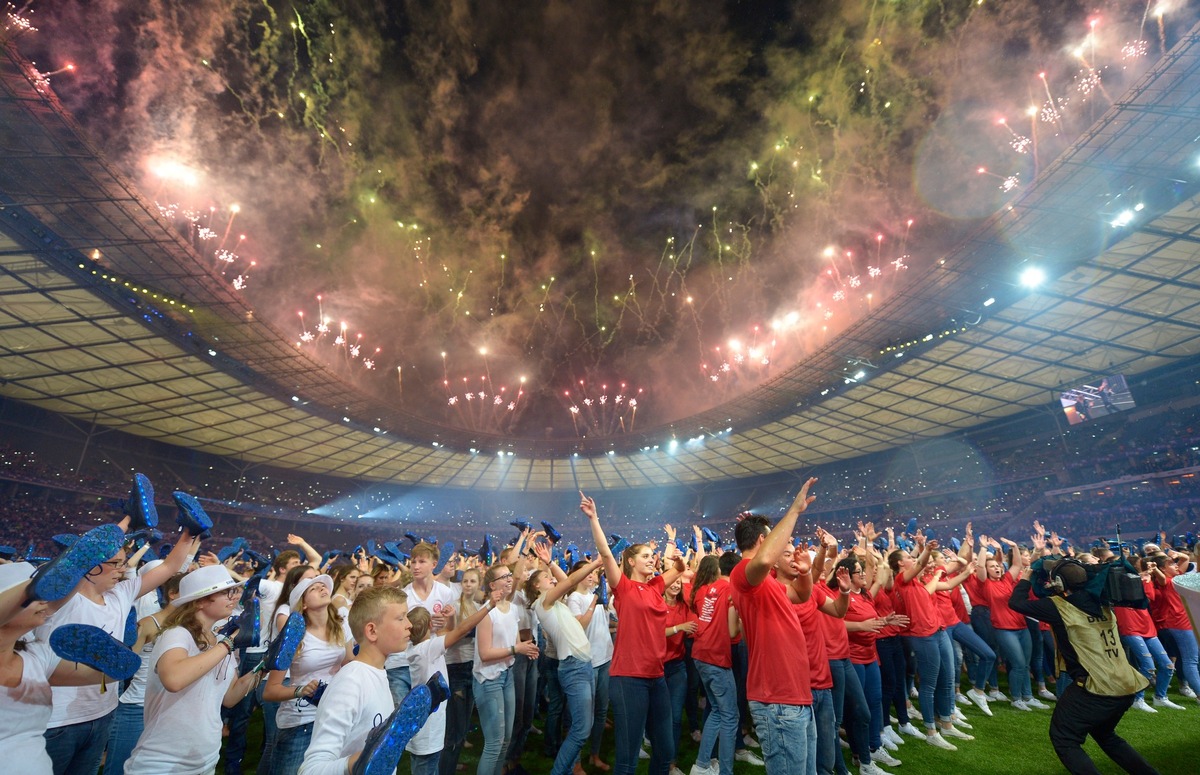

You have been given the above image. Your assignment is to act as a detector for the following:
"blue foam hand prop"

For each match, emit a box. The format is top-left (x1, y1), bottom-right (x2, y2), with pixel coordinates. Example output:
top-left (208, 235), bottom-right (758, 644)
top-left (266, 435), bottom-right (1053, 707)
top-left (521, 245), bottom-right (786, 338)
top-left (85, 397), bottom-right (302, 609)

top-left (28, 523), bottom-right (125, 603)
top-left (904, 517), bottom-right (918, 536)
top-left (510, 520), bottom-right (533, 533)
top-left (52, 534), bottom-right (78, 550)
top-left (597, 575), bottom-right (609, 606)
top-left (218, 546), bottom-right (239, 563)
top-left (433, 543), bottom-right (452, 576)
top-left (541, 522), bottom-right (562, 543)
top-left (701, 527), bottom-right (721, 545)
top-left (172, 492), bottom-right (213, 538)
top-left (259, 612), bottom-right (306, 672)
top-left (404, 533), bottom-right (421, 547)
top-left (125, 473), bottom-right (160, 531)
top-left (351, 675), bottom-right (445, 775)
top-left (123, 607), bottom-right (139, 648)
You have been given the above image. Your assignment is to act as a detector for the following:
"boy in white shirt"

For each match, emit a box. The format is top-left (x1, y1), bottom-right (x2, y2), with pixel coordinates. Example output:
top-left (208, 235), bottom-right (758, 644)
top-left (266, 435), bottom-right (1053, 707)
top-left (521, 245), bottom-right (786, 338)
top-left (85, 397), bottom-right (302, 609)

top-left (300, 586), bottom-right (412, 775)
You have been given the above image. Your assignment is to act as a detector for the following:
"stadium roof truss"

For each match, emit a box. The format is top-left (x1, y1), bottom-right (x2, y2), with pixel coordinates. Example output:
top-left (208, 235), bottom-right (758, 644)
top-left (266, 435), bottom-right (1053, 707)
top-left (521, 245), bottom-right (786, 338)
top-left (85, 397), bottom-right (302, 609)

top-left (3, 27), bottom-right (1200, 493)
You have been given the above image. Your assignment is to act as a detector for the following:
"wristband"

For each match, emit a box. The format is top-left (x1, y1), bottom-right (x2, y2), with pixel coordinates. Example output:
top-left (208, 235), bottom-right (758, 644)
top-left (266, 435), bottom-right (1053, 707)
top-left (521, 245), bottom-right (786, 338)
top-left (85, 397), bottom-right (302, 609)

top-left (510, 645), bottom-right (516, 656)
top-left (294, 685), bottom-right (303, 699)
top-left (218, 637), bottom-right (234, 654)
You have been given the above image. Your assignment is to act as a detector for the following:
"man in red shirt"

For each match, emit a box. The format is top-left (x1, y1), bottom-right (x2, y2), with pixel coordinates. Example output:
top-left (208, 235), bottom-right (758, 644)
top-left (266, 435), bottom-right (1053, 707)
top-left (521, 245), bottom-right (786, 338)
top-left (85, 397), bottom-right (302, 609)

top-left (729, 477), bottom-right (818, 775)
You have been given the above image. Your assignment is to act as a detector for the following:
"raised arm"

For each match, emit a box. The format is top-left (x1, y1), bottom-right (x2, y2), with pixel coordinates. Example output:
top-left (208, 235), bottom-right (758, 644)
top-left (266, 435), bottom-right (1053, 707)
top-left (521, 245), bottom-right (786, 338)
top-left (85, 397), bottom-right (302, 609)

top-left (899, 539), bottom-right (934, 584)
top-left (287, 534), bottom-right (323, 568)
top-left (580, 493), bottom-right (622, 585)
top-left (745, 478), bottom-right (817, 587)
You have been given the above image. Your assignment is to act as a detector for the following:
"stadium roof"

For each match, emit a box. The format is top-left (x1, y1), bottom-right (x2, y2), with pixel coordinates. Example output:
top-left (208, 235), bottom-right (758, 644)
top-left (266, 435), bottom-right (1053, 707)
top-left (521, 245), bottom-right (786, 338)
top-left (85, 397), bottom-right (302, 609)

top-left (3, 28), bottom-right (1200, 492)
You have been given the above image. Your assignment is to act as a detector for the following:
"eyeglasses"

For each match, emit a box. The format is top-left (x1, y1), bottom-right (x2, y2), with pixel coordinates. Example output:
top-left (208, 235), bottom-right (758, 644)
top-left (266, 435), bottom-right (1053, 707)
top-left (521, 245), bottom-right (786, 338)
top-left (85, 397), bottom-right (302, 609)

top-left (493, 574), bottom-right (513, 582)
top-left (222, 587), bottom-right (241, 599)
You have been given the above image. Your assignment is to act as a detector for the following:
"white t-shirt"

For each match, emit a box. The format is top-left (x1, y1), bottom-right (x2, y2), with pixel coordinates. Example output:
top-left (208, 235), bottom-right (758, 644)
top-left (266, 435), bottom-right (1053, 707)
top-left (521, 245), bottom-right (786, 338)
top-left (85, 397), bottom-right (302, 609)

top-left (0, 642), bottom-right (60, 775)
top-left (473, 604), bottom-right (519, 682)
top-left (387, 581), bottom-right (457, 671)
top-left (134, 590), bottom-right (162, 621)
top-left (299, 661), bottom-right (393, 775)
top-left (405, 636), bottom-right (448, 755)
top-left (119, 612), bottom-right (165, 706)
top-left (276, 631), bottom-right (348, 729)
top-left (536, 597), bottom-right (592, 663)
top-left (34, 577), bottom-right (140, 727)
top-left (252, 579), bottom-right (283, 655)
top-left (568, 591), bottom-right (613, 667)
top-left (125, 627), bottom-right (236, 775)
top-left (445, 599), bottom-right (479, 666)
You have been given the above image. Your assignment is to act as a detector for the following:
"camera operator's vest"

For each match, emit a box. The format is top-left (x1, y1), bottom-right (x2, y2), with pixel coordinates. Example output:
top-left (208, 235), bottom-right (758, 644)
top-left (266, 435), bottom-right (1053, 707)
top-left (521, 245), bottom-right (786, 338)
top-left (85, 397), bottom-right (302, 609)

top-left (1051, 598), bottom-right (1147, 696)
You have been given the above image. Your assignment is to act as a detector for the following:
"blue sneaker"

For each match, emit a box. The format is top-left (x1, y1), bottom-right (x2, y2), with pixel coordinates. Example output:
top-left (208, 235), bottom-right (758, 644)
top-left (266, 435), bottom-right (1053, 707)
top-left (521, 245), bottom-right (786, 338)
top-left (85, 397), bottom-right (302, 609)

top-left (27, 523), bottom-right (125, 603)
top-left (172, 492), bottom-right (212, 538)
top-left (125, 473), bottom-right (160, 530)
top-left (49, 624), bottom-right (141, 680)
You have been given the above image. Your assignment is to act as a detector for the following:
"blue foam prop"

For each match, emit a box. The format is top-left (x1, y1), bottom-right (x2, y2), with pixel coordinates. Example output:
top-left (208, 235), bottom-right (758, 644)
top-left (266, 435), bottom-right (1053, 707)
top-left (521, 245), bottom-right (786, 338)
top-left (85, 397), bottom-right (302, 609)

top-left (701, 527), bottom-right (721, 545)
top-left (609, 536), bottom-right (630, 556)
top-left (259, 612), bottom-right (306, 672)
top-left (949, 537), bottom-right (962, 552)
top-left (904, 517), bottom-right (918, 536)
top-left (0, 545), bottom-right (15, 560)
top-left (218, 546), bottom-right (239, 563)
top-left (541, 522), bottom-right (562, 543)
top-left (123, 607), bottom-right (139, 648)
top-left (351, 675), bottom-right (446, 775)
top-left (52, 534), bottom-right (78, 550)
top-left (510, 520), bottom-right (533, 533)
top-left (28, 524), bottom-right (125, 603)
top-left (566, 543), bottom-right (579, 558)
top-left (125, 473), bottom-right (160, 530)
top-left (49, 624), bottom-right (140, 681)
top-left (219, 597), bottom-right (261, 649)
top-left (433, 543), bottom-right (452, 576)
top-left (597, 575), bottom-right (609, 606)
top-left (172, 492), bottom-right (213, 537)
top-left (480, 535), bottom-right (492, 563)
top-left (404, 533), bottom-right (421, 547)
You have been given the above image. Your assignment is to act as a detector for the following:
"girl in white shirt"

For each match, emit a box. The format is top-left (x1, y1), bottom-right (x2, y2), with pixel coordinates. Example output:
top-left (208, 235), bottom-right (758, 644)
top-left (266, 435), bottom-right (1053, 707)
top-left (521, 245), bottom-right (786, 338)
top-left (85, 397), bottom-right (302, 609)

top-left (126, 566), bottom-right (260, 775)
top-left (527, 545), bottom-right (603, 775)
top-left (263, 574), bottom-right (355, 775)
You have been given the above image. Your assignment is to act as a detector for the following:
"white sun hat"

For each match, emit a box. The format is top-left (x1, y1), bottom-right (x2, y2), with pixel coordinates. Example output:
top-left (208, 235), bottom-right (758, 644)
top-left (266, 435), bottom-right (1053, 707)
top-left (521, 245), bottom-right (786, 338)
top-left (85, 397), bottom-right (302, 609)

top-left (172, 565), bottom-right (243, 607)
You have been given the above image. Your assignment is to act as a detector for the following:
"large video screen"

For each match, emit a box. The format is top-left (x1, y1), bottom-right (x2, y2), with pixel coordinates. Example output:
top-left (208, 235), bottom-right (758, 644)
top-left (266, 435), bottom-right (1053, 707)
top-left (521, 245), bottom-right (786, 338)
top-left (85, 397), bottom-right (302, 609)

top-left (1060, 374), bottom-right (1136, 425)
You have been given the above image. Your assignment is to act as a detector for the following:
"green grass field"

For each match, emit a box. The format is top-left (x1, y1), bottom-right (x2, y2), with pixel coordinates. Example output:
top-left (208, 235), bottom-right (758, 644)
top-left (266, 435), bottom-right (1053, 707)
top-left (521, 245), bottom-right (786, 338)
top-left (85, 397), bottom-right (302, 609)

top-left (216, 683), bottom-right (1198, 775)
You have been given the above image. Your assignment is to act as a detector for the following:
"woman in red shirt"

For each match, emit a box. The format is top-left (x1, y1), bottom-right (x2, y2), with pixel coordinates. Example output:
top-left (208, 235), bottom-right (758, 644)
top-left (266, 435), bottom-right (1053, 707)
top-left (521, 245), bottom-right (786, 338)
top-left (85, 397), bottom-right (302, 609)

top-left (581, 493), bottom-right (686, 775)
top-left (663, 577), bottom-right (697, 775)
top-left (689, 556), bottom-right (739, 775)
top-left (888, 540), bottom-right (969, 750)
top-left (1114, 567), bottom-right (1177, 711)
top-left (976, 539), bottom-right (1043, 711)
top-left (1146, 552), bottom-right (1200, 700)
top-left (845, 556), bottom-right (907, 767)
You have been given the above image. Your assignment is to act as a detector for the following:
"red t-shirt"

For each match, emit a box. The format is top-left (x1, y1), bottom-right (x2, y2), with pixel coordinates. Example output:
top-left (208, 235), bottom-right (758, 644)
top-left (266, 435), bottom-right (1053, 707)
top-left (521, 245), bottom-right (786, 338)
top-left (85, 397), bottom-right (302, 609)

top-left (691, 578), bottom-right (734, 668)
top-left (963, 574), bottom-right (990, 608)
top-left (873, 587), bottom-right (903, 639)
top-left (985, 575), bottom-right (1025, 630)
top-left (611, 574), bottom-right (667, 678)
top-left (818, 585), bottom-right (851, 660)
top-left (933, 586), bottom-right (959, 630)
top-left (730, 559), bottom-right (812, 706)
top-left (950, 587), bottom-right (970, 625)
top-left (845, 590), bottom-right (880, 665)
top-left (793, 582), bottom-right (833, 689)
top-left (894, 572), bottom-right (940, 637)
top-left (1114, 580), bottom-right (1156, 637)
top-left (664, 596), bottom-right (694, 662)
top-left (1150, 577), bottom-right (1192, 631)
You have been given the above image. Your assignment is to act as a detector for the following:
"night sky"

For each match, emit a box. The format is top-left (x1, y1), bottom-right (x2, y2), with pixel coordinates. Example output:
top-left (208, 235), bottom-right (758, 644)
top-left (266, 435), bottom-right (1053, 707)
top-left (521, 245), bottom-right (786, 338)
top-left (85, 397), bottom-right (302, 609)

top-left (15, 0), bottom-right (1194, 439)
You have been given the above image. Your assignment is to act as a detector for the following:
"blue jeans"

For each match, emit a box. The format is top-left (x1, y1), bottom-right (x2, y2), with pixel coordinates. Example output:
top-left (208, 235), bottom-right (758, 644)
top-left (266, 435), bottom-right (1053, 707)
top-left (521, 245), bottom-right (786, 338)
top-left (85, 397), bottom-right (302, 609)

top-left (970, 606), bottom-right (1002, 689)
top-left (730, 640), bottom-right (750, 749)
top-left (269, 721), bottom-right (313, 775)
top-left (829, 658), bottom-right (869, 772)
top-left (696, 661), bottom-right (738, 775)
top-left (1162, 628), bottom-right (1200, 695)
top-left (1121, 634), bottom-right (1173, 700)
top-left (224, 648), bottom-right (264, 774)
top-left (876, 636), bottom-right (909, 725)
top-left (440, 662), bottom-right (474, 775)
top-left (610, 674), bottom-right (673, 775)
top-left (551, 656), bottom-right (595, 775)
top-left (411, 751), bottom-right (440, 775)
top-left (851, 662), bottom-right (883, 752)
top-left (588, 661), bottom-right (611, 758)
top-left (388, 665), bottom-right (413, 706)
top-left (542, 658), bottom-right (563, 756)
top-left (256, 688), bottom-right (281, 774)
top-left (811, 688), bottom-right (837, 775)
top-left (505, 653), bottom-right (538, 766)
top-left (948, 621), bottom-right (996, 692)
top-left (748, 701), bottom-right (816, 775)
top-left (994, 627), bottom-right (1033, 700)
top-left (665, 658), bottom-right (688, 754)
top-left (104, 702), bottom-right (143, 775)
top-left (43, 710), bottom-right (115, 775)
top-left (906, 631), bottom-right (954, 728)
top-left (474, 668), bottom-right (515, 775)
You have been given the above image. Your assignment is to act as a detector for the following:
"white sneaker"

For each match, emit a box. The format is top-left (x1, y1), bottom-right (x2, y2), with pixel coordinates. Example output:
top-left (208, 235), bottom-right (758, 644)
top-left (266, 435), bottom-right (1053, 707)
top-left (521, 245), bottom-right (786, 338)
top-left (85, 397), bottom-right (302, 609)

top-left (880, 738), bottom-right (898, 752)
top-left (1131, 698), bottom-right (1157, 713)
top-left (860, 762), bottom-right (893, 775)
top-left (670, 767), bottom-right (686, 775)
top-left (966, 688), bottom-right (993, 717)
top-left (987, 689), bottom-right (1008, 702)
top-left (735, 749), bottom-right (765, 766)
top-left (1011, 699), bottom-right (1033, 712)
top-left (909, 687), bottom-right (919, 699)
top-left (1038, 687), bottom-right (1057, 701)
top-left (924, 732), bottom-right (957, 751)
top-left (955, 692), bottom-right (970, 705)
top-left (883, 726), bottom-right (904, 746)
top-left (1026, 698), bottom-right (1050, 710)
top-left (743, 734), bottom-right (760, 749)
top-left (941, 725), bottom-right (974, 741)
top-left (1182, 684), bottom-right (1197, 699)
top-left (897, 722), bottom-right (923, 738)
top-left (871, 748), bottom-right (902, 767)
top-left (950, 708), bottom-right (970, 725)
top-left (1154, 696), bottom-right (1186, 710)
top-left (840, 738), bottom-right (851, 749)
top-left (951, 717), bottom-right (973, 730)
top-left (639, 746), bottom-right (651, 760)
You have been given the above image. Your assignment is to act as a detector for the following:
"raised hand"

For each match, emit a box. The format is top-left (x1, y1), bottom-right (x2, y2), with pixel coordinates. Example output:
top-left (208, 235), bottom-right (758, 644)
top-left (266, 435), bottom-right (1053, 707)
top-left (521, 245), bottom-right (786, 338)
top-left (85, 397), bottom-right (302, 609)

top-left (664, 524), bottom-right (677, 541)
top-left (792, 477), bottom-right (818, 513)
top-left (579, 492), bottom-right (598, 520)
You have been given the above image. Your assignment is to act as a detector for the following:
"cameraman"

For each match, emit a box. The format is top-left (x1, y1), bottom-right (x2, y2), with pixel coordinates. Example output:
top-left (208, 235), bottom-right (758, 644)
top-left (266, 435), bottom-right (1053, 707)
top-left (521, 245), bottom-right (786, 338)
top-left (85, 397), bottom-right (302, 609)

top-left (1008, 559), bottom-right (1160, 775)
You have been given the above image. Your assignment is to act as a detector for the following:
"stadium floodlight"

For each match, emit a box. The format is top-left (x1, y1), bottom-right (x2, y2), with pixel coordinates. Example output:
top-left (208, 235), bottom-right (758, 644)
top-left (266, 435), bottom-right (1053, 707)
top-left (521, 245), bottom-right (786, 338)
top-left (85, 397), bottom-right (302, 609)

top-left (1019, 267), bottom-right (1046, 289)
